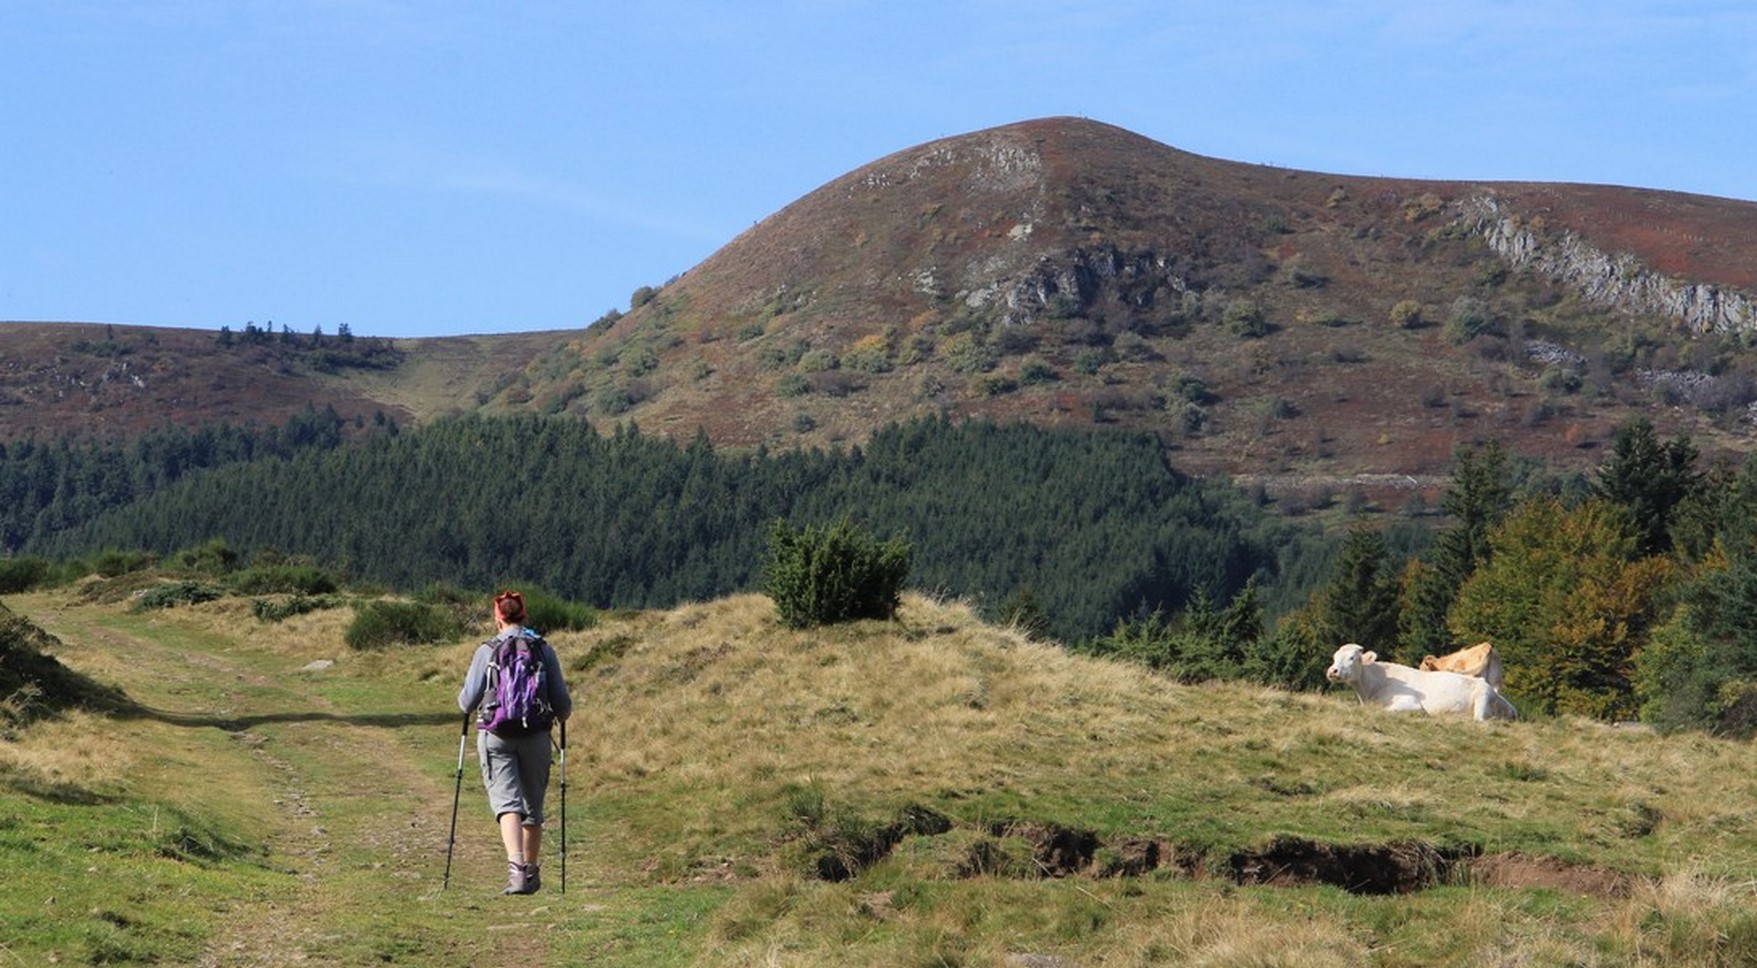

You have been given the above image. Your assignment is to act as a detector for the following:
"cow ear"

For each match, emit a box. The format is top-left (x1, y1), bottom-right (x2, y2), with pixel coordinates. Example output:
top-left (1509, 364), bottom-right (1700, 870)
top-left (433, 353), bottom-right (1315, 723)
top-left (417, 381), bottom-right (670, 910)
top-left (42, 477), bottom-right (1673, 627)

top-left (1362, 651), bottom-right (1378, 663)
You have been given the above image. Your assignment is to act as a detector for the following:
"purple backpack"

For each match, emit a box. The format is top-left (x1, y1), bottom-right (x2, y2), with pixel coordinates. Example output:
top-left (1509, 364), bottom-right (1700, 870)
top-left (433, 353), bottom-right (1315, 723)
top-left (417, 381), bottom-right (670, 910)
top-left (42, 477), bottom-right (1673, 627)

top-left (477, 630), bottom-right (555, 736)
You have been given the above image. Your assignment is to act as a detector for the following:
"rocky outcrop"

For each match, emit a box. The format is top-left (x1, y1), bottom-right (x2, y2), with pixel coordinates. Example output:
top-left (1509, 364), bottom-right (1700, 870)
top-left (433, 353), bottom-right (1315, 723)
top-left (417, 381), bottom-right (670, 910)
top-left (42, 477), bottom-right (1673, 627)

top-left (1465, 195), bottom-right (1757, 335)
top-left (964, 245), bottom-right (1191, 327)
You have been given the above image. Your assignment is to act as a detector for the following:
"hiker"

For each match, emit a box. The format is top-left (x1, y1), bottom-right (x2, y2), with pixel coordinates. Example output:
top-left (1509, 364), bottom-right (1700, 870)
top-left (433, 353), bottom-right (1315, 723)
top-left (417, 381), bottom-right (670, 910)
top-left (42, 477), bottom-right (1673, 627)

top-left (457, 589), bottom-right (573, 895)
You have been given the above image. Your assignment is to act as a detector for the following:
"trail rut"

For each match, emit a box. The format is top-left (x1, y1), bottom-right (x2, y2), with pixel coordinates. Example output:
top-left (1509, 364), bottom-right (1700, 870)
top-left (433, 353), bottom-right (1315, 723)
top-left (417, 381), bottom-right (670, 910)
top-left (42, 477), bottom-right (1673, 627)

top-left (25, 604), bottom-right (555, 965)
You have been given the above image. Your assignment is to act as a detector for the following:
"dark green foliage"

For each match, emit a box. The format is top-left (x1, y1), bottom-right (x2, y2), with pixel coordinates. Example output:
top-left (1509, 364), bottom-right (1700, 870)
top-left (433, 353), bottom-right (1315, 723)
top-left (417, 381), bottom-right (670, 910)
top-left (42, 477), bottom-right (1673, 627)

top-left (343, 600), bottom-right (465, 650)
top-left (0, 557), bottom-right (50, 594)
top-left (227, 564), bottom-right (339, 596)
top-left (990, 587), bottom-right (1051, 640)
top-left (518, 587), bottom-right (598, 633)
top-left (764, 518), bottom-right (911, 629)
top-left (1637, 459), bottom-right (1757, 735)
top-left (250, 595), bottom-right (338, 624)
top-left (171, 538), bottom-right (239, 576)
top-left (37, 414), bottom-right (1295, 643)
top-left (1245, 608), bottom-right (1331, 691)
top-left (93, 548), bottom-right (157, 578)
top-left (0, 409), bottom-right (361, 553)
top-left (1593, 416), bottom-right (1703, 556)
top-left (131, 581), bottom-right (225, 611)
top-left (1399, 441), bottom-right (1513, 655)
top-left (1316, 523), bottom-right (1401, 657)
top-left (1080, 581), bottom-right (1265, 684)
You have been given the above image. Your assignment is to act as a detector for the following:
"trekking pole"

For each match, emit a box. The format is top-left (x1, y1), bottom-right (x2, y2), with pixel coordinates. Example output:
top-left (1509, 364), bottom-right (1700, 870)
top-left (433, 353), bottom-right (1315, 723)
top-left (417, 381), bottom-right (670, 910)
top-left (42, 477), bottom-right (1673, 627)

top-left (558, 716), bottom-right (568, 894)
top-left (442, 711), bottom-right (470, 891)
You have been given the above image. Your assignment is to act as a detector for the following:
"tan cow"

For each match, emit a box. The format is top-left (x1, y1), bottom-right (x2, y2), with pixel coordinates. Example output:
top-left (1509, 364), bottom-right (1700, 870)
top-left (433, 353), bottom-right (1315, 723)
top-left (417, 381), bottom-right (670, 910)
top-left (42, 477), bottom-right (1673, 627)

top-left (1419, 641), bottom-right (1503, 689)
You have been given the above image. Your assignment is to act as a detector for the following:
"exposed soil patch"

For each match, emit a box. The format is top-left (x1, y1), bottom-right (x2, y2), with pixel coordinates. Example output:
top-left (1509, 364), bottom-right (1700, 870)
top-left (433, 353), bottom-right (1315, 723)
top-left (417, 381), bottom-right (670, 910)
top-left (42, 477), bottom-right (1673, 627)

top-left (1469, 851), bottom-right (1637, 898)
top-left (813, 814), bottom-right (1634, 900)
top-left (1228, 835), bottom-right (1474, 895)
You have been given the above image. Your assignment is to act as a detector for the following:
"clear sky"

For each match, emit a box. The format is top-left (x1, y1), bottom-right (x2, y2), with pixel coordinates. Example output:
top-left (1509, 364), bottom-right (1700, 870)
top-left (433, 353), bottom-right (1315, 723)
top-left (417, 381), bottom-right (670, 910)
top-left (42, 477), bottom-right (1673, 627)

top-left (5, 1), bottom-right (1753, 339)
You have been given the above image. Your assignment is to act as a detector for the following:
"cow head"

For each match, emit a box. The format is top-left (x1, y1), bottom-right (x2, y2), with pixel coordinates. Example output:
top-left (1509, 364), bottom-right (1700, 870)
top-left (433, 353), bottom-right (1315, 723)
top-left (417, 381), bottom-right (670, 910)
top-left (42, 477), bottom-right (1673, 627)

top-left (1326, 643), bottom-right (1375, 683)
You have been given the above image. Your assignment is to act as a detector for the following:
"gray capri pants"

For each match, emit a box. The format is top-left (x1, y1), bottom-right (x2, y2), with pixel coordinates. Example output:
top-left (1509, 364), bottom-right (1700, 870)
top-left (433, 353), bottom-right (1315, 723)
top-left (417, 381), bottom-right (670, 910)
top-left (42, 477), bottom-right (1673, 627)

top-left (477, 729), bottom-right (553, 825)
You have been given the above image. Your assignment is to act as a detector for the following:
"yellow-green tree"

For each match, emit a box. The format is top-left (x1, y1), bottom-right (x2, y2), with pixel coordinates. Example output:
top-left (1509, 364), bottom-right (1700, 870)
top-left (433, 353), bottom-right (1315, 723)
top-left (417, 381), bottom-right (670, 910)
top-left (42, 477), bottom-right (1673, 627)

top-left (1449, 496), bottom-right (1671, 719)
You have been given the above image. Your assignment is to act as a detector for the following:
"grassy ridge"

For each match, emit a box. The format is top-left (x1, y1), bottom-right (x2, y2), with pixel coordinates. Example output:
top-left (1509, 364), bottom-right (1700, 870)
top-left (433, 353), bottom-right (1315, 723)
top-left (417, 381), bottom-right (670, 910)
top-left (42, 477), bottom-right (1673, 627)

top-left (3, 585), bottom-right (1757, 964)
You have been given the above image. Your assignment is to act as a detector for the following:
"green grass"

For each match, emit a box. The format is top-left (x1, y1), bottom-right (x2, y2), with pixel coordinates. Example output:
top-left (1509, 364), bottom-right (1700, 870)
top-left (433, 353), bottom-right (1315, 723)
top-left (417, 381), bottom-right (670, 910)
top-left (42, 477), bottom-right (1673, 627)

top-left (5, 584), bottom-right (1757, 964)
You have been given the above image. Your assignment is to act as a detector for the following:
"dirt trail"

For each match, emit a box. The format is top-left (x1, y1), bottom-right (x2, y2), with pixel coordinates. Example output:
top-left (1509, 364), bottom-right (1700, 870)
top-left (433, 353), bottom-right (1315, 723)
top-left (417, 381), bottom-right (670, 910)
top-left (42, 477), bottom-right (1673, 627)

top-left (23, 602), bottom-right (556, 965)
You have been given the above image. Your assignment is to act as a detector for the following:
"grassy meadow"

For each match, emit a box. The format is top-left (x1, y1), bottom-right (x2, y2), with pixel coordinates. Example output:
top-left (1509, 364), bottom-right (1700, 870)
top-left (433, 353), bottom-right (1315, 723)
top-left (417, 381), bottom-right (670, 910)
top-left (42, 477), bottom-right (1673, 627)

top-left (4, 583), bottom-right (1757, 965)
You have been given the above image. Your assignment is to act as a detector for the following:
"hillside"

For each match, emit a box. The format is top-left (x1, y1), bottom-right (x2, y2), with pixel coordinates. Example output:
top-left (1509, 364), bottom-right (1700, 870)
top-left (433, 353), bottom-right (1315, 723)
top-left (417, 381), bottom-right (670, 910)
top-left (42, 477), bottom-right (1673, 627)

top-left (503, 117), bottom-right (1757, 499)
top-left (5, 582), bottom-right (1757, 964)
top-left (9, 117), bottom-right (1757, 508)
top-left (0, 321), bottom-right (576, 442)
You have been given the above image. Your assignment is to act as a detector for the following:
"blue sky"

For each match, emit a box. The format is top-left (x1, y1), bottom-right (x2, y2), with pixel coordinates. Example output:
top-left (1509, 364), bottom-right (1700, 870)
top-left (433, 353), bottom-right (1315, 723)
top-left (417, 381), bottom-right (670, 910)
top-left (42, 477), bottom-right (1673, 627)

top-left (5, 1), bottom-right (1753, 339)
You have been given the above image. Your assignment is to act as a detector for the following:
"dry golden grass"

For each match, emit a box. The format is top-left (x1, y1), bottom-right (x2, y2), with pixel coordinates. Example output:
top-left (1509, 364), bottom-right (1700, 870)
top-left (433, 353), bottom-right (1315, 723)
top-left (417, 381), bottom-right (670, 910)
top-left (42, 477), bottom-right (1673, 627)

top-left (0, 708), bottom-right (136, 787)
top-left (12, 585), bottom-right (1757, 965)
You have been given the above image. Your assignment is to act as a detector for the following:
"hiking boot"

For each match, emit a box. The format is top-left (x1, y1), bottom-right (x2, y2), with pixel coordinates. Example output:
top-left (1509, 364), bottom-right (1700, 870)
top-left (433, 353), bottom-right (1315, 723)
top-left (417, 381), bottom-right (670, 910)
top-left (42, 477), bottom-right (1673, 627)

top-left (501, 861), bottom-right (529, 895)
top-left (523, 863), bottom-right (542, 894)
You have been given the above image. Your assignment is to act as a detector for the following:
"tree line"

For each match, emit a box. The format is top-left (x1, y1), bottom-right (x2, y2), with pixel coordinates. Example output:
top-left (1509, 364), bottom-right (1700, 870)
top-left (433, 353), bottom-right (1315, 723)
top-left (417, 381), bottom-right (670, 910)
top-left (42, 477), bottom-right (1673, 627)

top-left (13, 406), bottom-right (1757, 736)
top-left (24, 414), bottom-right (1304, 644)
top-left (0, 406), bottom-right (386, 555)
top-left (1094, 416), bottom-right (1757, 737)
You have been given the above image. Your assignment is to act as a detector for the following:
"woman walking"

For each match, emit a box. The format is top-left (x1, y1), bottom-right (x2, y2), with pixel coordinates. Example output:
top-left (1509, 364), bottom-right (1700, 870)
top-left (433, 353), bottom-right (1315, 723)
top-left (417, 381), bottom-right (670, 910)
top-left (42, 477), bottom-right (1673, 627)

top-left (457, 589), bottom-right (573, 894)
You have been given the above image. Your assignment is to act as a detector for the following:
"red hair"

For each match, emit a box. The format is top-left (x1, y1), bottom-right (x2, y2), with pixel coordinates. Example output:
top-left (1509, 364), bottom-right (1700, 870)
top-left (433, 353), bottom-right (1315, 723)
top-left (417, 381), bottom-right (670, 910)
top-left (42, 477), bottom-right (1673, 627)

top-left (493, 589), bottom-right (526, 624)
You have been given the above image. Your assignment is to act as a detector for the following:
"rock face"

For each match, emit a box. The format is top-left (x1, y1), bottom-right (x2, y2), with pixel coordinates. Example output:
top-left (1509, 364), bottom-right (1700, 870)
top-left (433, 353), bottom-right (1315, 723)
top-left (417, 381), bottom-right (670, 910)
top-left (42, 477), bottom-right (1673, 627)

top-left (1467, 194), bottom-right (1757, 335)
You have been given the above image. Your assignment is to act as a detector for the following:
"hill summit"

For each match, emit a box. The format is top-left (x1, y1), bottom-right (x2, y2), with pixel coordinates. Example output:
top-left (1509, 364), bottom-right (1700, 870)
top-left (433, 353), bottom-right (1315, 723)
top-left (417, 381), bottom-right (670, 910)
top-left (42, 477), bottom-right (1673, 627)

top-left (483, 116), bottom-right (1757, 492)
top-left (9, 117), bottom-right (1757, 499)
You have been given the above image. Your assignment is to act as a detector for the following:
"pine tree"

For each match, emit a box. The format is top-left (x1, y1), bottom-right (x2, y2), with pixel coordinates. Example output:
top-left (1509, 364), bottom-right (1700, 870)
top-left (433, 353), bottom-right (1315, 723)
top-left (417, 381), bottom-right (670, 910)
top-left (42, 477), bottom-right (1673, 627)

top-left (1594, 417), bottom-right (1702, 556)
top-left (1399, 441), bottom-right (1512, 655)
top-left (1319, 523), bottom-right (1401, 655)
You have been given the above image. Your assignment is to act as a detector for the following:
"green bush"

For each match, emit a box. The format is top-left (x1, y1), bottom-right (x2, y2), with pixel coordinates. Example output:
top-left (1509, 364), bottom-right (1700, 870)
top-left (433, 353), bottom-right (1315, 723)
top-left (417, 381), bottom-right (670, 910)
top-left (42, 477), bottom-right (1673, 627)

top-left (0, 557), bottom-right (50, 594)
top-left (94, 548), bottom-right (157, 578)
top-left (171, 538), bottom-right (238, 576)
top-left (764, 518), bottom-right (911, 629)
top-left (344, 600), bottom-right (464, 650)
top-left (1443, 296), bottom-right (1495, 344)
top-left (229, 564), bottom-right (339, 596)
top-left (133, 581), bottom-right (226, 611)
top-left (251, 595), bottom-right (339, 623)
top-left (518, 587), bottom-right (598, 633)
top-left (1224, 299), bottom-right (1270, 338)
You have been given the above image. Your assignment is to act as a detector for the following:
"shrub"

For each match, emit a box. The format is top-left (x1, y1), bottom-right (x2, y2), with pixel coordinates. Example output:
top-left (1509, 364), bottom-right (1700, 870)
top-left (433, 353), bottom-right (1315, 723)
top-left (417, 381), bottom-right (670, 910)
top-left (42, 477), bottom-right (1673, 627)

top-left (172, 538), bottom-right (239, 576)
top-left (974, 374), bottom-right (1018, 397)
top-left (764, 518), bottom-right (911, 629)
top-left (133, 581), bottom-right (226, 612)
top-left (344, 600), bottom-right (464, 650)
top-left (0, 558), bottom-right (50, 594)
top-left (94, 548), bottom-right (157, 578)
top-left (842, 334), bottom-right (892, 373)
top-left (942, 332), bottom-right (995, 374)
top-left (229, 564), bottom-right (339, 596)
top-left (797, 348), bottom-right (839, 373)
top-left (519, 587), bottom-right (598, 633)
top-left (251, 595), bottom-right (339, 623)
top-left (1019, 358), bottom-right (1058, 385)
top-left (1390, 300), bottom-right (1424, 329)
top-left (1443, 296), bottom-right (1495, 344)
top-left (1224, 299), bottom-right (1270, 338)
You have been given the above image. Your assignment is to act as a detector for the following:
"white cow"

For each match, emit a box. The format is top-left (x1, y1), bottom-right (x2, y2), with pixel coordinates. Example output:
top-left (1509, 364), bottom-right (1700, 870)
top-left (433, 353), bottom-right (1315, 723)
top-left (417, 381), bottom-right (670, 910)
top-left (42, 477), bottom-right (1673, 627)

top-left (1326, 644), bottom-right (1517, 721)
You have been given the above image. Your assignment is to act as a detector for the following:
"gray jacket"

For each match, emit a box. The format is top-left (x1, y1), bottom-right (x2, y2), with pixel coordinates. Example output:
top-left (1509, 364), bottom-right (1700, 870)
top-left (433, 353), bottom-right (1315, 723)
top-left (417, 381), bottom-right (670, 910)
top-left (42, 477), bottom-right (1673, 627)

top-left (457, 626), bottom-right (574, 722)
